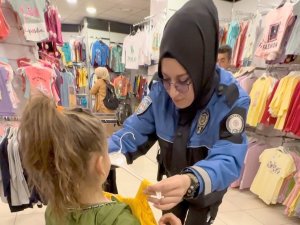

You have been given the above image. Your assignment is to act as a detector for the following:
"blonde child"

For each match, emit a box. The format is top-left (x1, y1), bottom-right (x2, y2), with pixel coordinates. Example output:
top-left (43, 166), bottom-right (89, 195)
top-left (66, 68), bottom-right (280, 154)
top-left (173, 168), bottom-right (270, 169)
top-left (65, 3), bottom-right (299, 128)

top-left (19, 95), bottom-right (140, 225)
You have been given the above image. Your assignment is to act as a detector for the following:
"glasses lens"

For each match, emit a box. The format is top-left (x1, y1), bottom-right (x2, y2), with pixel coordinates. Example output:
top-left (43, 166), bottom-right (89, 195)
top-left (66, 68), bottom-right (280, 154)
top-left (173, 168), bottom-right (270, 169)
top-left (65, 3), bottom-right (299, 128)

top-left (175, 83), bottom-right (189, 93)
top-left (162, 79), bottom-right (171, 90)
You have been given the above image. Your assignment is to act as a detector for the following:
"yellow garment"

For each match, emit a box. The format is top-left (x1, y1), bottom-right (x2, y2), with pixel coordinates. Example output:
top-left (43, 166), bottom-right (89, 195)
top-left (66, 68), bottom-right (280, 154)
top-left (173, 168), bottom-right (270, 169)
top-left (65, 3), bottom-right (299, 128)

top-left (246, 75), bottom-right (276, 127)
top-left (104, 179), bottom-right (157, 225)
top-left (288, 190), bottom-right (300, 216)
top-left (250, 148), bottom-right (296, 205)
top-left (78, 68), bottom-right (88, 88)
top-left (269, 74), bottom-right (300, 130)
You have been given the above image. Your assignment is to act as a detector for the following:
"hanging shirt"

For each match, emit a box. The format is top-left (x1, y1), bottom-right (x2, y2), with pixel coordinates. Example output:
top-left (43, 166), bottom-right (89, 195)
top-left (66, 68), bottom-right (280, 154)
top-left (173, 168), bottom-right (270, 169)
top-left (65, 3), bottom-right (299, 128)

top-left (110, 45), bottom-right (125, 73)
top-left (232, 22), bottom-right (249, 68)
top-left (91, 41), bottom-right (110, 67)
top-left (122, 35), bottom-right (141, 70)
top-left (250, 147), bottom-right (296, 205)
top-left (44, 5), bottom-right (63, 45)
top-left (77, 67), bottom-right (87, 88)
top-left (23, 66), bottom-right (54, 97)
top-left (255, 3), bottom-right (294, 61)
top-left (9, 0), bottom-right (48, 42)
top-left (269, 74), bottom-right (300, 130)
top-left (247, 75), bottom-right (277, 127)
top-left (0, 7), bottom-right (10, 40)
top-left (0, 68), bottom-right (14, 116)
top-left (285, 1), bottom-right (300, 55)
top-left (226, 21), bottom-right (240, 50)
top-left (61, 71), bottom-right (75, 107)
top-left (239, 143), bottom-right (268, 190)
top-left (260, 81), bottom-right (280, 126)
top-left (61, 43), bottom-right (72, 65)
top-left (113, 75), bottom-right (130, 99)
top-left (242, 14), bottom-right (262, 67)
top-left (284, 82), bottom-right (300, 135)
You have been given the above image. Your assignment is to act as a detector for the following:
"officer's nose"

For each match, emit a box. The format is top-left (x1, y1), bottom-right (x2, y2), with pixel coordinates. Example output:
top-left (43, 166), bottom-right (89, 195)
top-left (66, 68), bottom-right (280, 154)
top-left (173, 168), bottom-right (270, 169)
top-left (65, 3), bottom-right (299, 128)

top-left (168, 84), bottom-right (179, 99)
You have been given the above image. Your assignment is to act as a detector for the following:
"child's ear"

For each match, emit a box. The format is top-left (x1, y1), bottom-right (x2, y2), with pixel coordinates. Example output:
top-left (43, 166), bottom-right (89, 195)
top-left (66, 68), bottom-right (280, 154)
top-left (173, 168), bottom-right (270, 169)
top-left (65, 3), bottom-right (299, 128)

top-left (95, 155), bottom-right (106, 178)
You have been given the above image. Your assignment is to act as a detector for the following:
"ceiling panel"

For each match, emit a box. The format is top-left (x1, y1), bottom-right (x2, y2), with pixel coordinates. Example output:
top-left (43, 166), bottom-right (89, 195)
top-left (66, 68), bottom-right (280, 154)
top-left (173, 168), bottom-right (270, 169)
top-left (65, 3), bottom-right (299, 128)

top-left (52, 0), bottom-right (150, 25)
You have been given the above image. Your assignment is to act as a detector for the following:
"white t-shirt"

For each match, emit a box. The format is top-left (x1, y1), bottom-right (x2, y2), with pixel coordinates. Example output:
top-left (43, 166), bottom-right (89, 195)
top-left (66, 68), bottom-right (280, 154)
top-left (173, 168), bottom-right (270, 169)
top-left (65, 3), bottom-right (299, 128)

top-left (285, 0), bottom-right (300, 55)
top-left (122, 34), bottom-right (141, 70)
top-left (9, 0), bottom-right (48, 42)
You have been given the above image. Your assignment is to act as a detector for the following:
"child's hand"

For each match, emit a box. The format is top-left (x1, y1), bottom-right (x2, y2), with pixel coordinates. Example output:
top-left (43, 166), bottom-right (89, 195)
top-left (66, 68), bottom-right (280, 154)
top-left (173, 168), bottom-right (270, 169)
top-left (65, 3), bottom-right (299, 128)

top-left (159, 213), bottom-right (182, 225)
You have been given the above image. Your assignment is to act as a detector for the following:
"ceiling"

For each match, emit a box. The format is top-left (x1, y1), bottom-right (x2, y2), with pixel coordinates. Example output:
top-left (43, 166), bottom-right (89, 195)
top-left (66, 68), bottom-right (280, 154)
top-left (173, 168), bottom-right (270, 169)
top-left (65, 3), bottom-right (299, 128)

top-left (52, 0), bottom-right (150, 25)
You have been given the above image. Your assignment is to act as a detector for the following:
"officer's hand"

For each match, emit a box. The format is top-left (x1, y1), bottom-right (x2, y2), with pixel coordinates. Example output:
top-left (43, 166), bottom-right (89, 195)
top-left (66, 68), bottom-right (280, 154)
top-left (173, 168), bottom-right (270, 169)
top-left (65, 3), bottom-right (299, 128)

top-left (159, 213), bottom-right (182, 225)
top-left (144, 175), bottom-right (190, 210)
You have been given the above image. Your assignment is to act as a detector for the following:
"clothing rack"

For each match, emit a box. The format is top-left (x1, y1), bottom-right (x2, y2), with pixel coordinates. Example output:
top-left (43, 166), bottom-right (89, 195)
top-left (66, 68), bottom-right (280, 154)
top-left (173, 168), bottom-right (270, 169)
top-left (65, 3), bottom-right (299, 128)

top-left (89, 36), bottom-right (122, 46)
top-left (0, 116), bottom-right (20, 121)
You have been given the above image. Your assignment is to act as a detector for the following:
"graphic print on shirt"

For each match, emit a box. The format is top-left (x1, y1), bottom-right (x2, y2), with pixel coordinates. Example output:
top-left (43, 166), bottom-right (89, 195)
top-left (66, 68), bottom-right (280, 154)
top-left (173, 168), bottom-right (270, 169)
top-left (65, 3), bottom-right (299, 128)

top-left (9, 0), bottom-right (48, 41)
top-left (267, 160), bottom-right (281, 175)
top-left (268, 23), bottom-right (280, 42)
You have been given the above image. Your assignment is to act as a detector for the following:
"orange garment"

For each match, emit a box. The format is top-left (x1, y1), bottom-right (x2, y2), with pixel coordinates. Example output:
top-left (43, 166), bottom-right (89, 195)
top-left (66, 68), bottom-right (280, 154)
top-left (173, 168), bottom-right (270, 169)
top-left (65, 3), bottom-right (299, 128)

top-left (0, 7), bottom-right (10, 40)
top-left (90, 78), bottom-right (115, 113)
top-left (113, 75), bottom-right (131, 99)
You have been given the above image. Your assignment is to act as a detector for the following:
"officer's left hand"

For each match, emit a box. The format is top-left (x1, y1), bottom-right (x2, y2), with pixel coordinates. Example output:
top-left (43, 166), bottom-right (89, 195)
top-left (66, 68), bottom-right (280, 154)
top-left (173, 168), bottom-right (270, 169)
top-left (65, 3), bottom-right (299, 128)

top-left (144, 175), bottom-right (190, 210)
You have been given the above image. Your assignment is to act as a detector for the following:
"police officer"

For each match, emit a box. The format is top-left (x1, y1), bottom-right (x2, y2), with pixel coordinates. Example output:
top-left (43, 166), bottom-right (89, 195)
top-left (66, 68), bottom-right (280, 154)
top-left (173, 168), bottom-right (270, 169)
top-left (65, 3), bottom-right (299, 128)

top-left (108, 0), bottom-right (250, 224)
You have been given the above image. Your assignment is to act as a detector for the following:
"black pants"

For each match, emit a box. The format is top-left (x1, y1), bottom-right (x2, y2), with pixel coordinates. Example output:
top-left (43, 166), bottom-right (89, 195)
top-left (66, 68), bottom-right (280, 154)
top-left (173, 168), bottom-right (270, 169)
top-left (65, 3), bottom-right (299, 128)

top-left (164, 201), bottom-right (220, 225)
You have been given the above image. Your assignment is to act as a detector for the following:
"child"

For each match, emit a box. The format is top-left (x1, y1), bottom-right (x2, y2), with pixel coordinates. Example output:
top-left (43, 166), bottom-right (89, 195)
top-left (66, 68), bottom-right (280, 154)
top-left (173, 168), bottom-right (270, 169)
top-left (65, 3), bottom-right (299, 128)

top-left (19, 95), bottom-right (140, 225)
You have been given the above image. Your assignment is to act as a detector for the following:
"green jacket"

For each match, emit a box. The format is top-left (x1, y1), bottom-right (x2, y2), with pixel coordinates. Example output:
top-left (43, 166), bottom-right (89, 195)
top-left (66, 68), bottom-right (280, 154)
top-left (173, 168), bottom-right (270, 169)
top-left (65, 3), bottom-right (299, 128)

top-left (45, 201), bottom-right (141, 225)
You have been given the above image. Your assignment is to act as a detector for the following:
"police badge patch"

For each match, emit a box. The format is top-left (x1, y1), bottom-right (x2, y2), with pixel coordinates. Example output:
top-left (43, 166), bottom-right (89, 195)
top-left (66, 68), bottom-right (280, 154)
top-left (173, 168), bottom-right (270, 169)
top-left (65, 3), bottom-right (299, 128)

top-left (135, 96), bottom-right (152, 115)
top-left (197, 110), bottom-right (210, 134)
top-left (226, 114), bottom-right (244, 134)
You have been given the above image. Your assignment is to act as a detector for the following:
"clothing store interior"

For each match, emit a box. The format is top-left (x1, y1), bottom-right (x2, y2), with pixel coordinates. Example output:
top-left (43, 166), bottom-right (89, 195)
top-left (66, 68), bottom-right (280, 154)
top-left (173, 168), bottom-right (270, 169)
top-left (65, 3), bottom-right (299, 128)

top-left (1, 0), bottom-right (300, 224)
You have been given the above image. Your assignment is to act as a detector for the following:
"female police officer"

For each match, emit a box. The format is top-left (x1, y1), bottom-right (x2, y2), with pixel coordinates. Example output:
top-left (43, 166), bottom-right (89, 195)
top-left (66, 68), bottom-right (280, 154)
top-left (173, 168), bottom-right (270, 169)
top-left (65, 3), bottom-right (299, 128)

top-left (108, 0), bottom-right (250, 224)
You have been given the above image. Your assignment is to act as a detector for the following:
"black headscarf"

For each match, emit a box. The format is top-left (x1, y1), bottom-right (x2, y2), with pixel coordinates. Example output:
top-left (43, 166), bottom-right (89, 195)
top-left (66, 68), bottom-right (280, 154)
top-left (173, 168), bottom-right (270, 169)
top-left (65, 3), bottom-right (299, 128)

top-left (158, 0), bottom-right (220, 174)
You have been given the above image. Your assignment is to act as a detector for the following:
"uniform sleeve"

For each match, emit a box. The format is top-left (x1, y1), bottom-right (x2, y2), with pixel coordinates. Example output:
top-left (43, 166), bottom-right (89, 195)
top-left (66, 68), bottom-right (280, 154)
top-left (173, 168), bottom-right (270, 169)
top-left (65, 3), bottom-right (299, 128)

top-left (108, 93), bottom-right (157, 163)
top-left (188, 95), bottom-right (250, 196)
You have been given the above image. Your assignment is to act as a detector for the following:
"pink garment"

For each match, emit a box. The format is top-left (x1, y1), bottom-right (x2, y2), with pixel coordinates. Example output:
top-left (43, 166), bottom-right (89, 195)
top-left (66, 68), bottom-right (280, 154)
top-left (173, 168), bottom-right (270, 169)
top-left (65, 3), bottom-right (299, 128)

top-left (230, 141), bottom-right (257, 188)
top-left (0, 7), bottom-right (10, 40)
top-left (0, 62), bottom-right (19, 109)
top-left (233, 22), bottom-right (249, 67)
top-left (283, 153), bottom-right (300, 211)
top-left (255, 3), bottom-right (294, 61)
top-left (240, 143), bottom-right (268, 189)
top-left (24, 66), bottom-right (54, 97)
top-left (237, 75), bottom-right (257, 94)
top-left (44, 6), bottom-right (63, 45)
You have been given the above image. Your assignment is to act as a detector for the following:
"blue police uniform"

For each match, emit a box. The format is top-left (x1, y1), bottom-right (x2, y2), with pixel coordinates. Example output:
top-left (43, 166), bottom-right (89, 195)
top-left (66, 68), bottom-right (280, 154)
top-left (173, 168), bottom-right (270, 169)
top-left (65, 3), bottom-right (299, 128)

top-left (109, 0), bottom-right (250, 224)
top-left (109, 67), bottom-right (250, 223)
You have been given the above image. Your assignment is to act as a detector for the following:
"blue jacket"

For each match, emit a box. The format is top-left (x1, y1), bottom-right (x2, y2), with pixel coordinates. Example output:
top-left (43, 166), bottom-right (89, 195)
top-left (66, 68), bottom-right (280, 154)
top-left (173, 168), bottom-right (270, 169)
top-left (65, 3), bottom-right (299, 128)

top-left (91, 41), bottom-right (110, 67)
top-left (109, 67), bottom-right (250, 197)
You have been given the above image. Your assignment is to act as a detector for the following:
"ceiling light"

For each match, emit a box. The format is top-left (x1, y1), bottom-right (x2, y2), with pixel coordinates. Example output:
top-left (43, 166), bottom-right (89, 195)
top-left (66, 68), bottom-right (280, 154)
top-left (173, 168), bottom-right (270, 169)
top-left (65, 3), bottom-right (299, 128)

top-left (67, 0), bottom-right (77, 4)
top-left (86, 7), bottom-right (97, 14)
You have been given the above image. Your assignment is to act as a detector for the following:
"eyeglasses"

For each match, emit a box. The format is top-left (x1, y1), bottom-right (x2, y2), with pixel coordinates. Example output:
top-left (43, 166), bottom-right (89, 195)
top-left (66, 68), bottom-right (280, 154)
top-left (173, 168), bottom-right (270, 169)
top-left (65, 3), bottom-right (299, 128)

top-left (161, 78), bottom-right (192, 94)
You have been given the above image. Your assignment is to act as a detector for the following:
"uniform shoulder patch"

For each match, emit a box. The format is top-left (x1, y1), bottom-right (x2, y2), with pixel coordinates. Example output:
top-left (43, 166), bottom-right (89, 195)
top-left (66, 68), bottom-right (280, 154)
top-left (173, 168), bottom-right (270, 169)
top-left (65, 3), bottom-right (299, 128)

top-left (197, 110), bottom-right (210, 134)
top-left (135, 96), bottom-right (152, 115)
top-left (226, 114), bottom-right (244, 134)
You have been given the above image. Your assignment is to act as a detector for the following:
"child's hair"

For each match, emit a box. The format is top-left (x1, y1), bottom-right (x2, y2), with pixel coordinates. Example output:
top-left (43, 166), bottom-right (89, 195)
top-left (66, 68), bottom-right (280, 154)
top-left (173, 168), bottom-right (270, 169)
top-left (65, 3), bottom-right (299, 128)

top-left (19, 95), bottom-right (107, 219)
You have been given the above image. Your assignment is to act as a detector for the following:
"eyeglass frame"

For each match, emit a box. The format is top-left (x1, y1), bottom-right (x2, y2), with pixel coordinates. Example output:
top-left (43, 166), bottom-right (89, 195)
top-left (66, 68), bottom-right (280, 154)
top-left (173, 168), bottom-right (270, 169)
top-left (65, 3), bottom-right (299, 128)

top-left (160, 77), bottom-right (193, 94)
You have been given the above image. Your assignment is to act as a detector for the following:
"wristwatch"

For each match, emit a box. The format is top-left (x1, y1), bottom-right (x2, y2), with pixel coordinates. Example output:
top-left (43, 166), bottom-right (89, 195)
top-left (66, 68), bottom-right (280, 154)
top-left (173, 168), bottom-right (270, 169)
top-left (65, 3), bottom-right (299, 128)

top-left (182, 172), bottom-right (200, 199)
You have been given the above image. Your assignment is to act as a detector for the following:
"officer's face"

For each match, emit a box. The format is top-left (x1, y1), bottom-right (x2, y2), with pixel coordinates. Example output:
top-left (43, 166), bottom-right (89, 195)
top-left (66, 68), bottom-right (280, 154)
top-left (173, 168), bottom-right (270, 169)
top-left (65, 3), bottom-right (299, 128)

top-left (161, 58), bottom-right (195, 109)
